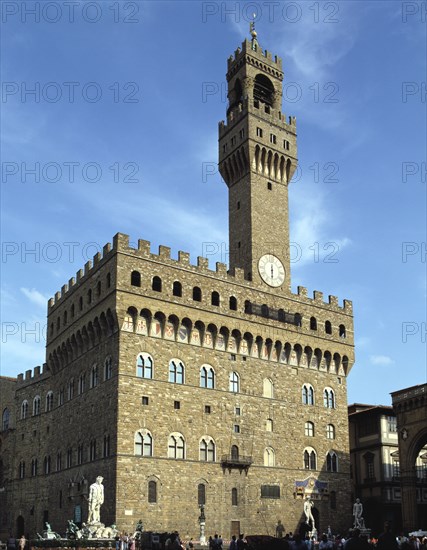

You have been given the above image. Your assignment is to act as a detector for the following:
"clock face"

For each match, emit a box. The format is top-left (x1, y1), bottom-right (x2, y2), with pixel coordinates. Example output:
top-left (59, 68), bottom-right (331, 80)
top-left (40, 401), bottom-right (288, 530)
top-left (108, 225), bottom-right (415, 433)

top-left (258, 254), bottom-right (285, 287)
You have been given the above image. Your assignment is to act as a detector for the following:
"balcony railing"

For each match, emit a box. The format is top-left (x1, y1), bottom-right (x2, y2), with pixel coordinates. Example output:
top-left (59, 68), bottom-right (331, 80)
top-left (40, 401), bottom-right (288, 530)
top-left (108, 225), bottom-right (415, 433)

top-left (221, 454), bottom-right (253, 473)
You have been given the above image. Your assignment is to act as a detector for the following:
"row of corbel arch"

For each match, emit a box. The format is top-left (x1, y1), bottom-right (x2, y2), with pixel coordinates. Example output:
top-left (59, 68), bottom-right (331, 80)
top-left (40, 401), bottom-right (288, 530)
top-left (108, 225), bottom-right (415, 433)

top-left (48, 308), bottom-right (117, 373)
top-left (123, 306), bottom-right (350, 375)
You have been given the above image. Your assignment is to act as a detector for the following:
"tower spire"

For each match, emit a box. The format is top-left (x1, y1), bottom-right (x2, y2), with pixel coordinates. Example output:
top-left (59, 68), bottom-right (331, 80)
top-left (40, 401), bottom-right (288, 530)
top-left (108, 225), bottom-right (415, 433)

top-left (249, 14), bottom-right (259, 50)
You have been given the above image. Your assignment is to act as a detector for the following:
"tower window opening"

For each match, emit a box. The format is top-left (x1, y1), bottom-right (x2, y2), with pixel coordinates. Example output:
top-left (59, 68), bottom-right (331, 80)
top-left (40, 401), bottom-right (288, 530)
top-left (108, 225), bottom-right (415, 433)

top-left (256, 127), bottom-right (263, 138)
top-left (270, 134), bottom-right (276, 144)
top-left (267, 182), bottom-right (272, 190)
top-left (237, 201), bottom-right (240, 210)
top-left (253, 74), bottom-right (275, 106)
top-left (239, 129), bottom-right (245, 139)
top-left (231, 136), bottom-right (236, 146)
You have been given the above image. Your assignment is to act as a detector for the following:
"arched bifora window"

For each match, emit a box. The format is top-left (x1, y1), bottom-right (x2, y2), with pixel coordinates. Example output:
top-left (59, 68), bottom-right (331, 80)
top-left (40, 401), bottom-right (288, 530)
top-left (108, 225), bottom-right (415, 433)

top-left (168, 433), bottom-right (185, 459)
top-left (200, 365), bottom-right (215, 389)
top-left (327, 451), bottom-right (338, 472)
top-left (324, 388), bottom-right (335, 408)
top-left (199, 437), bottom-right (215, 462)
top-left (169, 359), bottom-right (184, 384)
top-left (302, 384), bottom-right (314, 405)
top-left (135, 430), bottom-right (153, 457)
top-left (304, 448), bottom-right (317, 470)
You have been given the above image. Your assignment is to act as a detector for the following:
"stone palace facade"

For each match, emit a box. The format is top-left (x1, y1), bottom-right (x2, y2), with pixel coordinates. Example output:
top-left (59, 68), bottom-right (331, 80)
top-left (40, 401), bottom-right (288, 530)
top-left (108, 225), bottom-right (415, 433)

top-left (0, 28), bottom-right (355, 540)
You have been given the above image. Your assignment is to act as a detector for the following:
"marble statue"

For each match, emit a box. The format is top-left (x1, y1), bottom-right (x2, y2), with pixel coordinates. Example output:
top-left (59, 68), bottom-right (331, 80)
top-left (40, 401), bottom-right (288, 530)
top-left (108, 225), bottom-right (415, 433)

top-left (88, 476), bottom-right (104, 524)
top-left (353, 498), bottom-right (364, 529)
top-left (304, 496), bottom-right (315, 529)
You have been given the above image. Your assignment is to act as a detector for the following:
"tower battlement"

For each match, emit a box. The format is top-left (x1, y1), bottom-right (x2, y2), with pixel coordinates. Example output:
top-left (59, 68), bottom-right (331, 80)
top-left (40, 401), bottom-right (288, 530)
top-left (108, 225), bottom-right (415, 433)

top-left (48, 232), bottom-right (352, 314)
top-left (227, 39), bottom-right (283, 73)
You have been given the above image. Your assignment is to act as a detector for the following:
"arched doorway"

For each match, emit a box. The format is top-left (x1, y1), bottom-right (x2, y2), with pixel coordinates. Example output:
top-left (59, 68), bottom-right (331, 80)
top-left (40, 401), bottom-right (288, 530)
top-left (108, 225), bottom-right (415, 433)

top-left (16, 516), bottom-right (25, 537)
top-left (392, 384), bottom-right (427, 532)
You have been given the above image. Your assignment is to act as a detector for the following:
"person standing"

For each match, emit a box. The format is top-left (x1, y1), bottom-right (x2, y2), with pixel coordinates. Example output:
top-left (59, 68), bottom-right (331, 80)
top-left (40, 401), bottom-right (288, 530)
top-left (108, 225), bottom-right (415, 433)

top-left (18, 536), bottom-right (26, 550)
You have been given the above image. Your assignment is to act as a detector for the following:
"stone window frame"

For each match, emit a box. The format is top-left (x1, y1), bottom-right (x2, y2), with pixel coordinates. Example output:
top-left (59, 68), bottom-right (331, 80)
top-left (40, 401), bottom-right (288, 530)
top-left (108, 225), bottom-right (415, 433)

top-left (104, 356), bottom-right (113, 381)
top-left (21, 400), bottom-right (29, 420)
top-left (90, 364), bottom-right (99, 389)
top-left (169, 358), bottom-right (185, 384)
top-left (263, 378), bottom-right (274, 398)
top-left (229, 371), bottom-right (240, 393)
top-left (136, 352), bottom-right (154, 379)
top-left (264, 447), bottom-right (275, 467)
top-left (147, 476), bottom-right (160, 504)
top-left (167, 432), bottom-right (185, 460)
top-left (326, 424), bottom-right (335, 439)
top-left (200, 364), bottom-right (215, 389)
top-left (323, 387), bottom-right (335, 409)
top-left (266, 418), bottom-right (273, 432)
top-left (199, 436), bottom-right (216, 462)
top-left (305, 421), bottom-right (314, 437)
top-left (135, 429), bottom-right (153, 457)
top-left (302, 384), bottom-right (315, 406)
top-left (33, 396), bottom-right (41, 416)
top-left (45, 391), bottom-right (54, 412)
top-left (303, 447), bottom-right (317, 470)
top-left (2, 407), bottom-right (10, 430)
top-left (326, 450), bottom-right (338, 472)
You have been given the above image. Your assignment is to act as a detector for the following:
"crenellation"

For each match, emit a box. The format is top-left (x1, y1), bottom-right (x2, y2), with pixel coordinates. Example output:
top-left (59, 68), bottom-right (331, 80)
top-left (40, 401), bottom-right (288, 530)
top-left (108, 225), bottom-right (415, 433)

top-left (344, 299), bottom-right (353, 312)
top-left (113, 232), bottom-right (130, 249)
top-left (197, 256), bottom-right (209, 270)
top-left (137, 239), bottom-right (150, 254)
top-left (25, 369), bottom-right (32, 380)
top-left (34, 366), bottom-right (41, 376)
top-left (103, 242), bottom-right (111, 255)
top-left (48, 298), bottom-right (54, 308)
top-left (84, 260), bottom-right (92, 275)
top-left (314, 290), bottom-right (324, 302)
top-left (297, 286), bottom-right (307, 297)
top-left (178, 251), bottom-right (190, 264)
top-left (68, 277), bottom-right (75, 289)
top-left (55, 291), bottom-right (60, 302)
top-left (216, 262), bottom-right (227, 276)
top-left (329, 295), bottom-right (339, 307)
top-left (61, 284), bottom-right (68, 297)
top-left (93, 252), bottom-right (101, 265)
top-left (76, 268), bottom-right (83, 282)
top-left (158, 245), bottom-right (171, 259)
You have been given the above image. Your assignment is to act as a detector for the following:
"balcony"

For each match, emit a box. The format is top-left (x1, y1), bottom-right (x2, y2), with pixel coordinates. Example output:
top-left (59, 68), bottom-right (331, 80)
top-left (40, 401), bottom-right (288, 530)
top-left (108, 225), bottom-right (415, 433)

top-left (221, 454), bottom-right (253, 474)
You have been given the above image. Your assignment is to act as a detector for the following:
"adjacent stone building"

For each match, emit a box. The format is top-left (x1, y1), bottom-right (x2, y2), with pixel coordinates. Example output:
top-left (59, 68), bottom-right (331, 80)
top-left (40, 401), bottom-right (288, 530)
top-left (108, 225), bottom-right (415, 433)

top-left (348, 397), bottom-right (427, 534)
top-left (0, 29), bottom-right (355, 540)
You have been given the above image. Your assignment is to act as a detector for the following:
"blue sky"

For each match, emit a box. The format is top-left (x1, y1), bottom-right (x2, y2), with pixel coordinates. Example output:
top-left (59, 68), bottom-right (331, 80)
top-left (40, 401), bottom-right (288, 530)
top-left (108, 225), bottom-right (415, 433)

top-left (1, 0), bottom-right (426, 405)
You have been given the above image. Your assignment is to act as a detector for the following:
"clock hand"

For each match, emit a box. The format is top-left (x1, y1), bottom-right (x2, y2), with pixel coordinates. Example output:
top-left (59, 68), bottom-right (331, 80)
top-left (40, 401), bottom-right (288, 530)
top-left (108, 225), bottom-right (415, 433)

top-left (271, 264), bottom-right (274, 278)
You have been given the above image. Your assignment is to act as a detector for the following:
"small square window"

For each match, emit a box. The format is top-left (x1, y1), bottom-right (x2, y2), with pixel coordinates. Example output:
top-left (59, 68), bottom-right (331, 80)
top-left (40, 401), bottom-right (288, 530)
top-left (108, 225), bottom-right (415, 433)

top-left (234, 424), bottom-right (240, 433)
top-left (267, 182), bottom-right (272, 190)
top-left (337, 377), bottom-right (342, 384)
top-left (174, 401), bottom-right (180, 410)
top-left (205, 405), bottom-right (211, 414)
top-left (230, 354), bottom-right (236, 361)
top-left (242, 356), bottom-right (247, 361)
top-left (142, 396), bottom-right (149, 405)
top-left (235, 407), bottom-right (241, 416)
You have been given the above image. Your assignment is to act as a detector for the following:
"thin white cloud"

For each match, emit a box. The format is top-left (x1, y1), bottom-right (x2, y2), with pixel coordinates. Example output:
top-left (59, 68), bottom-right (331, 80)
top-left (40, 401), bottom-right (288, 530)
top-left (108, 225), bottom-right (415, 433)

top-left (370, 355), bottom-right (394, 366)
top-left (20, 287), bottom-right (49, 308)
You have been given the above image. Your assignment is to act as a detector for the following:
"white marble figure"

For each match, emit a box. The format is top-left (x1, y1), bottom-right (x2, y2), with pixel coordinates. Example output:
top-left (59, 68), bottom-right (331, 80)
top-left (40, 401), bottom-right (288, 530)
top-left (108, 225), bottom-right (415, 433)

top-left (88, 476), bottom-right (104, 524)
top-left (353, 498), bottom-right (364, 529)
top-left (304, 496), bottom-right (315, 530)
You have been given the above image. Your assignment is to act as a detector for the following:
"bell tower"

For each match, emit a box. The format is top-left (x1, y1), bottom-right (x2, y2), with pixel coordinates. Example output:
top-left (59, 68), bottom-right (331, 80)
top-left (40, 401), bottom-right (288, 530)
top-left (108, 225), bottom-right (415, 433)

top-left (219, 24), bottom-right (297, 290)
